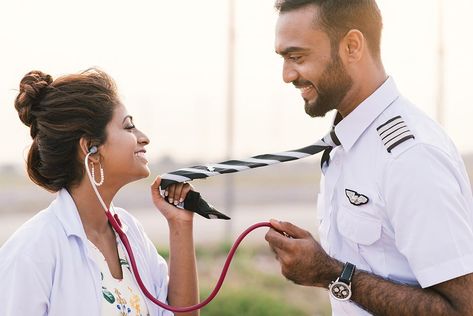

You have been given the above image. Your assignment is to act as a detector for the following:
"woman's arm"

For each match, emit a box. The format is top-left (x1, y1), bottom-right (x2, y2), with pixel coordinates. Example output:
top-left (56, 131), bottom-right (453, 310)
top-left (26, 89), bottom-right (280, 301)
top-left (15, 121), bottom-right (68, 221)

top-left (167, 219), bottom-right (198, 315)
top-left (151, 177), bottom-right (199, 316)
top-left (0, 253), bottom-right (50, 315)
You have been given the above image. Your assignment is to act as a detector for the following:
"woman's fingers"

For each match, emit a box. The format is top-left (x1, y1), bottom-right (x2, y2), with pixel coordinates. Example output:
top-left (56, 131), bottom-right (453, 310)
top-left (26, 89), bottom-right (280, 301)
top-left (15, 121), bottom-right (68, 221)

top-left (167, 184), bottom-right (177, 204)
top-left (150, 177), bottom-right (194, 206)
top-left (172, 183), bottom-right (184, 205)
top-left (179, 183), bottom-right (192, 204)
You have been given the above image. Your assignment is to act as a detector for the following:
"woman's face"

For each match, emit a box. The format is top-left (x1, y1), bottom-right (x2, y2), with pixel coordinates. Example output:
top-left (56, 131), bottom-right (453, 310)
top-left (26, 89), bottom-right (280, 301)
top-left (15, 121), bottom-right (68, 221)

top-left (98, 103), bottom-right (150, 188)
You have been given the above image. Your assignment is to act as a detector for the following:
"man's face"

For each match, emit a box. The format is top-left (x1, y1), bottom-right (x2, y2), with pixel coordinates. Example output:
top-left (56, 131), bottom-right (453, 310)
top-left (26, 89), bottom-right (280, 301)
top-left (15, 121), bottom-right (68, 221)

top-left (275, 5), bottom-right (353, 117)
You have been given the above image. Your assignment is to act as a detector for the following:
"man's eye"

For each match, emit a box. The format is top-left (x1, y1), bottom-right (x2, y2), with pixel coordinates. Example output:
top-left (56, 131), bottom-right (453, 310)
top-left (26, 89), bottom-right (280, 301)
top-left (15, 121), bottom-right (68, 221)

top-left (288, 55), bottom-right (302, 62)
top-left (125, 125), bottom-right (135, 130)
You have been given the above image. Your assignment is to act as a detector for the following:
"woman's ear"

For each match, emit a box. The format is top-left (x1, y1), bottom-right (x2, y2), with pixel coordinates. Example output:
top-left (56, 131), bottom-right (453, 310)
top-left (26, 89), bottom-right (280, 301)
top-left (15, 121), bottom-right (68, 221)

top-left (79, 137), bottom-right (100, 163)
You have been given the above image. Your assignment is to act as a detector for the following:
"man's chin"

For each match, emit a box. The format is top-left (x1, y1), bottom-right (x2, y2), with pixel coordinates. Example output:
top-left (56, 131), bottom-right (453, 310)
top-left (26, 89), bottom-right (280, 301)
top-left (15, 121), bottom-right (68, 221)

top-left (305, 101), bottom-right (328, 118)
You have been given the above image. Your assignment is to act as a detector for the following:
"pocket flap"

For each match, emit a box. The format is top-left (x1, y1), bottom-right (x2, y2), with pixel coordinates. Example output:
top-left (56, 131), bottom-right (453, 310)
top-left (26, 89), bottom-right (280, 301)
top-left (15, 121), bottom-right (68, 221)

top-left (337, 207), bottom-right (382, 245)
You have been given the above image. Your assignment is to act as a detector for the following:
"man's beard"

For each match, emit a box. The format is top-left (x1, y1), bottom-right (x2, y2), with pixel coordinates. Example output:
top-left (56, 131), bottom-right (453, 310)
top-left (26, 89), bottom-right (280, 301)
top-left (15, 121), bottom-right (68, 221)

top-left (304, 53), bottom-right (353, 118)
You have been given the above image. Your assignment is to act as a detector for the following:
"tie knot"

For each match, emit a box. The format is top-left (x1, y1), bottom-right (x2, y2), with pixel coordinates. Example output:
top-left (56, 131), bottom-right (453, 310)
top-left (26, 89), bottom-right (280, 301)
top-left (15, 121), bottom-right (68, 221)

top-left (323, 129), bottom-right (341, 147)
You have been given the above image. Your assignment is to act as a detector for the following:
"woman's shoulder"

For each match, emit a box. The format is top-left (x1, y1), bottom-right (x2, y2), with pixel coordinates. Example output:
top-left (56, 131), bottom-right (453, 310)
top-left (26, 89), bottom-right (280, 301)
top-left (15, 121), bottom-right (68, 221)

top-left (0, 206), bottom-right (64, 262)
top-left (113, 207), bottom-right (152, 245)
top-left (113, 207), bottom-right (167, 260)
top-left (113, 206), bottom-right (143, 232)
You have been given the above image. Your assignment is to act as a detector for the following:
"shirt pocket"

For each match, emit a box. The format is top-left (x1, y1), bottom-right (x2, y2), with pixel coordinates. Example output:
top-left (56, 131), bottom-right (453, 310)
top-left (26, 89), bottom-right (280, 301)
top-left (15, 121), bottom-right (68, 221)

top-left (337, 206), bottom-right (382, 246)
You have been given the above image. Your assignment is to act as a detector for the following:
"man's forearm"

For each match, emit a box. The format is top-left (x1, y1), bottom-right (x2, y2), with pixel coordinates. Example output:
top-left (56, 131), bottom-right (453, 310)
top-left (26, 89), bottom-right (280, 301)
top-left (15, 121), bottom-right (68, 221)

top-left (265, 221), bottom-right (473, 315)
top-left (350, 270), bottom-right (462, 316)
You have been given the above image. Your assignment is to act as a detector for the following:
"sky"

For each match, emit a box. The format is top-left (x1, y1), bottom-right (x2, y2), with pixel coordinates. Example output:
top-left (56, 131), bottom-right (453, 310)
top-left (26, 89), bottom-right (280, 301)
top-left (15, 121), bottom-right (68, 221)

top-left (1, 0), bottom-right (472, 167)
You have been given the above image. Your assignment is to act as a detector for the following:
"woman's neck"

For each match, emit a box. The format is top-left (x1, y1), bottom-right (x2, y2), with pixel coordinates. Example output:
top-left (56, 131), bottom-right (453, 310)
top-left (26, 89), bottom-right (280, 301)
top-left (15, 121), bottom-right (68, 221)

top-left (69, 180), bottom-right (118, 236)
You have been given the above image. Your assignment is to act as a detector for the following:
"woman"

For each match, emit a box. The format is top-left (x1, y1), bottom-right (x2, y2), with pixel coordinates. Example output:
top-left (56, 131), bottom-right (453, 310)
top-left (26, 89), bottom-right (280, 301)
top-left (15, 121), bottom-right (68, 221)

top-left (0, 69), bottom-right (199, 316)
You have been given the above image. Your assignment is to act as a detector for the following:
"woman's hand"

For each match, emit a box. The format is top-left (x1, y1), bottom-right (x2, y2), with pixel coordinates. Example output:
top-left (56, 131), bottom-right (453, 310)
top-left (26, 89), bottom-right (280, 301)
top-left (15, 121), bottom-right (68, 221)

top-left (152, 177), bottom-right (199, 314)
top-left (151, 176), bottom-right (194, 224)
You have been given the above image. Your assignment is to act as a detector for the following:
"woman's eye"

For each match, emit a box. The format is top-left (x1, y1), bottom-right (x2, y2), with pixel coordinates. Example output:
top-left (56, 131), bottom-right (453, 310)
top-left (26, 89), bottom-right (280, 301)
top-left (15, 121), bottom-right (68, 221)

top-left (125, 125), bottom-right (135, 130)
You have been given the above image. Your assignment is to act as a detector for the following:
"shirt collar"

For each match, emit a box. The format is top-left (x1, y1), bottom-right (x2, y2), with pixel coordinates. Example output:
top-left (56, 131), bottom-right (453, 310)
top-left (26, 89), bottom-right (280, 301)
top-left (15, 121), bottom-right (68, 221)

top-left (51, 188), bottom-right (88, 240)
top-left (334, 76), bottom-right (400, 151)
top-left (51, 188), bottom-right (128, 240)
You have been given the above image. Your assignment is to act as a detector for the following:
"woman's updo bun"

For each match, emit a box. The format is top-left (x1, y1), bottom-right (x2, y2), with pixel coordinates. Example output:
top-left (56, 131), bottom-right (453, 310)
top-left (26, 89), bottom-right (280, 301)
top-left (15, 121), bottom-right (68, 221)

top-left (15, 71), bottom-right (53, 137)
top-left (13, 68), bottom-right (118, 192)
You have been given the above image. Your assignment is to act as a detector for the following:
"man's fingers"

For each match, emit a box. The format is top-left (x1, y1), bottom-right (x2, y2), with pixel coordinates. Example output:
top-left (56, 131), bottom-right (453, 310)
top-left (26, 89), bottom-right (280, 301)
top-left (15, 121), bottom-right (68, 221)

top-left (266, 229), bottom-right (296, 266)
top-left (265, 228), bottom-right (292, 250)
top-left (269, 219), bottom-right (310, 239)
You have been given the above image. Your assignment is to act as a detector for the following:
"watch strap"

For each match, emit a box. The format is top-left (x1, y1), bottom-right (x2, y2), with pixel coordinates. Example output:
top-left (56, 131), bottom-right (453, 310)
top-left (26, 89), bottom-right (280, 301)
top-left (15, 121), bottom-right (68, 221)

top-left (339, 262), bottom-right (356, 284)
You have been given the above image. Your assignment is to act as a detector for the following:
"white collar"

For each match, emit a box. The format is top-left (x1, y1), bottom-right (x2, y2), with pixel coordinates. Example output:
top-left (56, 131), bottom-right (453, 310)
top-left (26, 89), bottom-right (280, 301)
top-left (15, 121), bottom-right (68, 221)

top-left (334, 76), bottom-right (400, 151)
top-left (51, 189), bottom-right (88, 240)
top-left (51, 189), bottom-right (128, 242)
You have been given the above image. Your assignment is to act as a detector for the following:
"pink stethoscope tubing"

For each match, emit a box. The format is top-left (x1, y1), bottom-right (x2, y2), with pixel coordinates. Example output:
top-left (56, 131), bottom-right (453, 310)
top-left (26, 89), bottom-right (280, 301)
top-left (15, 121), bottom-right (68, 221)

top-left (85, 151), bottom-right (272, 313)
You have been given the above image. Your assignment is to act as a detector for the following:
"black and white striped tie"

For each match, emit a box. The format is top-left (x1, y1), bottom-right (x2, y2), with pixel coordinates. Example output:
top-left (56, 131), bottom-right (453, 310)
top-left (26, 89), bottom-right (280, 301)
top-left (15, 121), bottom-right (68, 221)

top-left (160, 129), bottom-right (341, 220)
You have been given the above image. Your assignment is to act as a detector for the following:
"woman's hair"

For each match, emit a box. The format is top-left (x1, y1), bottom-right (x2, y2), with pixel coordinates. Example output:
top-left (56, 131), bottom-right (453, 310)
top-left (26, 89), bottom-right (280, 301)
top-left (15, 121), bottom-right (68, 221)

top-left (14, 68), bottom-right (119, 192)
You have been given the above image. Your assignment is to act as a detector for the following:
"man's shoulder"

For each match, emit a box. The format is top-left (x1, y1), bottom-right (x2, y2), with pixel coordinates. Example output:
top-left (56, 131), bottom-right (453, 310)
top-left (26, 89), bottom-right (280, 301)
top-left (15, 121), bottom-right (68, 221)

top-left (370, 97), bottom-right (455, 158)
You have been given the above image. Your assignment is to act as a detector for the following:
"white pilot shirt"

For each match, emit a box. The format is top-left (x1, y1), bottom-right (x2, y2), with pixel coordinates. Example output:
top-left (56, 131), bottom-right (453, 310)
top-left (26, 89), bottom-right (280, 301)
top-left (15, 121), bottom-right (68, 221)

top-left (0, 189), bottom-right (173, 316)
top-left (318, 77), bottom-right (473, 315)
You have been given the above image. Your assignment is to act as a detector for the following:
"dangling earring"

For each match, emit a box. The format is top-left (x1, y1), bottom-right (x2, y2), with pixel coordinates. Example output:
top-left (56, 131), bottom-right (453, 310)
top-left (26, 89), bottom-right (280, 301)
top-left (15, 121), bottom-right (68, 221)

top-left (90, 161), bottom-right (104, 186)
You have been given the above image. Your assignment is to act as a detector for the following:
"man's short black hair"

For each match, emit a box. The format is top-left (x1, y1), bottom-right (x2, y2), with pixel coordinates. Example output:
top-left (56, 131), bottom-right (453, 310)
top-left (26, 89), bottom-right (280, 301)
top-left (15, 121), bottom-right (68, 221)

top-left (275, 0), bottom-right (383, 60)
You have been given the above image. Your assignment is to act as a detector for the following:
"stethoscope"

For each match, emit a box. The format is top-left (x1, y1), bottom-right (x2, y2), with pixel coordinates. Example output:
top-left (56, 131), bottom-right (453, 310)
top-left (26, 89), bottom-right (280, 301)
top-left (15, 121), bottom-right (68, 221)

top-left (84, 146), bottom-right (272, 313)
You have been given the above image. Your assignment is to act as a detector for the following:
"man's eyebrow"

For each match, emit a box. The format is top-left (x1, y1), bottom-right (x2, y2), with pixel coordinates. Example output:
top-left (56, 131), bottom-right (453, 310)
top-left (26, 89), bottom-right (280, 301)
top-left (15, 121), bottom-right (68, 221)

top-left (276, 47), bottom-right (310, 56)
top-left (122, 115), bottom-right (133, 124)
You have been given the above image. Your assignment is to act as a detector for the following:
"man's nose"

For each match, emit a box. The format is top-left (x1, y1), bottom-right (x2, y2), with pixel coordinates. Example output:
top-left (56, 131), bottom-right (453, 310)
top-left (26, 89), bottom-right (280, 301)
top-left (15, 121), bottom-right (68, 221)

top-left (282, 61), bottom-right (298, 84)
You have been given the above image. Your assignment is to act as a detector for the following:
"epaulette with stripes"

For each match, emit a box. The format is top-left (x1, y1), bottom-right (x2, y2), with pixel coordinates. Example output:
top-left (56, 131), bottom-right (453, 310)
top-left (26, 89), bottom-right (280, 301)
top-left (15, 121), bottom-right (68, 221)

top-left (377, 115), bottom-right (415, 153)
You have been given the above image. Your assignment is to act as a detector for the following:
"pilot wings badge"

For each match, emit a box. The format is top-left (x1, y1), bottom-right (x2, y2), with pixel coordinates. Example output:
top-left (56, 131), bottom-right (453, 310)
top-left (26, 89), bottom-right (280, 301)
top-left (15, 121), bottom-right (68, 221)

top-left (345, 189), bottom-right (369, 206)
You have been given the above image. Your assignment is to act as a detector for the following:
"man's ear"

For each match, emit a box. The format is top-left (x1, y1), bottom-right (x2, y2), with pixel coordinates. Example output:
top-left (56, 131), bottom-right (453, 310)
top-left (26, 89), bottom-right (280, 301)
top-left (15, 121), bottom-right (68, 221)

top-left (79, 137), bottom-right (100, 163)
top-left (340, 29), bottom-right (365, 63)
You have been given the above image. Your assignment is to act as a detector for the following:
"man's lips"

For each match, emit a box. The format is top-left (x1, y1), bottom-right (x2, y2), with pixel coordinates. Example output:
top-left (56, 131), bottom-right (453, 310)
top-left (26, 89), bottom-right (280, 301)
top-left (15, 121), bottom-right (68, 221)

top-left (293, 80), bottom-right (316, 100)
top-left (297, 84), bottom-right (316, 100)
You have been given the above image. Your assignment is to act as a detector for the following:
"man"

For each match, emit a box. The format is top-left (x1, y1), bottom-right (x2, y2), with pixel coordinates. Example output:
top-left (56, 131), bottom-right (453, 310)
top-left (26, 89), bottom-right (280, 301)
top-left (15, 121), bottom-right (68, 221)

top-left (264, 0), bottom-right (473, 315)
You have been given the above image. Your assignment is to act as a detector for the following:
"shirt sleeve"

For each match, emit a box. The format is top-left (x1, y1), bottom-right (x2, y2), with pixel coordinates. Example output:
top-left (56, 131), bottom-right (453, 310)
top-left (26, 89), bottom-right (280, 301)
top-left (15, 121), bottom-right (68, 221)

top-left (383, 144), bottom-right (473, 288)
top-left (0, 253), bottom-right (50, 316)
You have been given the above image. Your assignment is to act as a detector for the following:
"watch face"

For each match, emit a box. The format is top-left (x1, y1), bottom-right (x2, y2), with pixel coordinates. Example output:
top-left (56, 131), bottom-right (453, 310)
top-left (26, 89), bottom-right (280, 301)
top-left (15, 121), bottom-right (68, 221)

top-left (329, 281), bottom-right (352, 301)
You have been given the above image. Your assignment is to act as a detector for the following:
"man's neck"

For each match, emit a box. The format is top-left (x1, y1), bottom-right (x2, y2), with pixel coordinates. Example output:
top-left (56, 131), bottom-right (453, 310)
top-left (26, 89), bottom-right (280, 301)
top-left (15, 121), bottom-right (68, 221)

top-left (338, 67), bottom-right (387, 118)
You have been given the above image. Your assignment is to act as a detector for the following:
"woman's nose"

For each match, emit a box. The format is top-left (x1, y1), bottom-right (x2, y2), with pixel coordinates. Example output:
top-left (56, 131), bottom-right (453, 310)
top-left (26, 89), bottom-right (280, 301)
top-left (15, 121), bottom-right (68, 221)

top-left (137, 129), bottom-right (150, 145)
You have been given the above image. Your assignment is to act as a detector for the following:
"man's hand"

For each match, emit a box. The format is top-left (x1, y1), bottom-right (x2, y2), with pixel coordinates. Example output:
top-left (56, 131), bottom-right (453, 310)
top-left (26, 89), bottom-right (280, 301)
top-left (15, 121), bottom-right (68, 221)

top-left (265, 222), bottom-right (473, 315)
top-left (265, 219), bottom-right (341, 287)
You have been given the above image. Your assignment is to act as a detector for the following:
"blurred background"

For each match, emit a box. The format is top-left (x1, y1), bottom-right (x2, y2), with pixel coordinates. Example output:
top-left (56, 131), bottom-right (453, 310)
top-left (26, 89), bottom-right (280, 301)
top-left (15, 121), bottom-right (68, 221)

top-left (1, 0), bottom-right (472, 315)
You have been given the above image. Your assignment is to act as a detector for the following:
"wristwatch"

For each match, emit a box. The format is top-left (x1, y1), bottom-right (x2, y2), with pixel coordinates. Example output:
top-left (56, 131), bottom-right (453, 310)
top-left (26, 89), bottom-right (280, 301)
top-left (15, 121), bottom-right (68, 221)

top-left (329, 262), bottom-right (356, 301)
